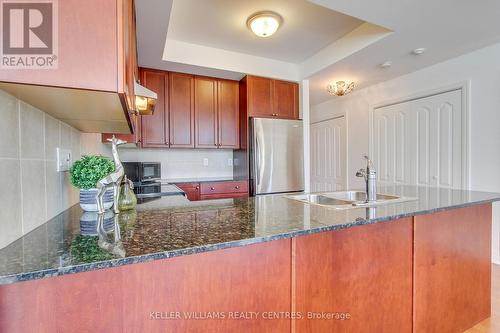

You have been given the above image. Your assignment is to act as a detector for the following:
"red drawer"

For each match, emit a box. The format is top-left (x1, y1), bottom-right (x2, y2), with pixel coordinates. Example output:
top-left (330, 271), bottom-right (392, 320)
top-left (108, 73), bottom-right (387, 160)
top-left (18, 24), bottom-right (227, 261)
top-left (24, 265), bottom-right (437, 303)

top-left (200, 181), bottom-right (248, 195)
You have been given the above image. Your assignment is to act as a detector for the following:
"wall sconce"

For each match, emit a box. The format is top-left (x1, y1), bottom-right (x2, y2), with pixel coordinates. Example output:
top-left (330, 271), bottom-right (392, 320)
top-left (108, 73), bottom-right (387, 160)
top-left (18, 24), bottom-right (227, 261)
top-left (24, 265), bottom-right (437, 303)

top-left (326, 81), bottom-right (355, 96)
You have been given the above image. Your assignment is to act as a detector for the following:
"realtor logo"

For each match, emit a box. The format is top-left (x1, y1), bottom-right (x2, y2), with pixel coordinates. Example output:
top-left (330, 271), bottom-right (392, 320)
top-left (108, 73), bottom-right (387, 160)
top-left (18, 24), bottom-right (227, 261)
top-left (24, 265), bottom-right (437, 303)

top-left (1, 0), bottom-right (58, 69)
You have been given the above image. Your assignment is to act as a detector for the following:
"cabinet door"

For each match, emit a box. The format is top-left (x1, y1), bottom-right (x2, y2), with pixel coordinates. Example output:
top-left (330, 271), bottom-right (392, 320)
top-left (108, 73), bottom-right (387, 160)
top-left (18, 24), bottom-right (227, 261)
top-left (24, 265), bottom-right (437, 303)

top-left (247, 76), bottom-right (273, 117)
top-left (273, 80), bottom-right (299, 119)
top-left (413, 204), bottom-right (491, 333)
top-left (218, 80), bottom-right (240, 148)
top-left (140, 70), bottom-right (168, 147)
top-left (294, 219), bottom-right (413, 332)
top-left (175, 183), bottom-right (200, 201)
top-left (194, 77), bottom-right (218, 148)
top-left (169, 73), bottom-right (195, 148)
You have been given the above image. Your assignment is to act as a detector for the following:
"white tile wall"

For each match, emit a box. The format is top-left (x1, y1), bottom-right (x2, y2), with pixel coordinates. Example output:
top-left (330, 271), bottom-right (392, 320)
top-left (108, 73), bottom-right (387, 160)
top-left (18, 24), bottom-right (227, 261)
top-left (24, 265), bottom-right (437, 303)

top-left (80, 134), bottom-right (234, 180)
top-left (0, 89), bottom-right (81, 249)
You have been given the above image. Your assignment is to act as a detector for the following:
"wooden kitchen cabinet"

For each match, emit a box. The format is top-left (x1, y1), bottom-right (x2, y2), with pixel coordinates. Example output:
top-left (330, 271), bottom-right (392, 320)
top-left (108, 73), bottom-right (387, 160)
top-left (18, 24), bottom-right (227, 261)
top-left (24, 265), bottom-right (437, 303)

top-left (169, 73), bottom-right (195, 148)
top-left (294, 219), bottom-right (413, 333)
top-left (194, 77), bottom-right (218, 148)
top-left (413, 204), bottom-right (491, 333)
top-left (244, 75), bottom-right (299, 120)
top-left (0, 0), bottom-right (138, 134)
top-left (194, 77), bottom-right (240, 149)
top-left (140, 69), bottom-right (168, 147)
top-left (273, 79), bottom-right (299, 119)
top-left (175, 183), bottom-right (200, 201)
top-left (217, 80), bottom-right (240, 148)
top-left (174, 181), bottom-right (248, 201)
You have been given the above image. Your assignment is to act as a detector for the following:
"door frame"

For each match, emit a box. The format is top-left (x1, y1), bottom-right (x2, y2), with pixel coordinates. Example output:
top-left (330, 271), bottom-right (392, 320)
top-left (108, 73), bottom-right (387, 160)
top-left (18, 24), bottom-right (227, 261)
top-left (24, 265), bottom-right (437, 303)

top-left (368, 81), bottom-right (471, 190)
top-left (310, 115), bottom-right (348, 192)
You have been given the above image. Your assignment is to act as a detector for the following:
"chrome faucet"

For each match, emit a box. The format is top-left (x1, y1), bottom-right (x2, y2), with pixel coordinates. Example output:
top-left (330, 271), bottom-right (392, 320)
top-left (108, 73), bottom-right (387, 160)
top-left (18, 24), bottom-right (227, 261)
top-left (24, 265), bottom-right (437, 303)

top-left (356, 155), bottom-right (377, 202)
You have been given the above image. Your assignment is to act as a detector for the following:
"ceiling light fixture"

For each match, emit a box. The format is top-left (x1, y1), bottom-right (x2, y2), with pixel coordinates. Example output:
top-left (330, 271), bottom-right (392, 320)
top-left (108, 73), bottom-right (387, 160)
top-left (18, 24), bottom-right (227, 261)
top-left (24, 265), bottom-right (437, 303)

top-left (247, 11), bottom-right (282, 38)
top-left (327, 81), bottom-right (355, 97)
top-left (380, 61), bottom-right (392, 68)
top-left (412, 48), bottom-right (426, 55)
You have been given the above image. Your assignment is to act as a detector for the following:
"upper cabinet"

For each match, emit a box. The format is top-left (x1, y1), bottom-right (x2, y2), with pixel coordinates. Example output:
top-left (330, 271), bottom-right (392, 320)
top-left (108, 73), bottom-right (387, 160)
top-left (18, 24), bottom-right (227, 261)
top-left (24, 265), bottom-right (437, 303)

top-left (244, 75), bottom-right (299, 120)
top-left (140, 69), bottom-right (168, 148)
top-left (194, 77), bottom-right (239, 149)
top-left (169, 73), bottom-right (195, 148)
top-left (0, 0), bottom-right (138, 133)
top-left (139, 68), bottom-right (238, 149)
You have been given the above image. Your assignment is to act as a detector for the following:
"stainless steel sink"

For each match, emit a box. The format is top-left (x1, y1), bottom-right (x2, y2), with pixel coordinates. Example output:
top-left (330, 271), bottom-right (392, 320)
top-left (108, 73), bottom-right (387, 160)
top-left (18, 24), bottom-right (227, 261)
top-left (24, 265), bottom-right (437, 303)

top-left (292, 194), bottom-right (353, 206)
top-left (324, 191), bottom-right (400, 203)
top-left (287, 190), bottom-right (415, 209)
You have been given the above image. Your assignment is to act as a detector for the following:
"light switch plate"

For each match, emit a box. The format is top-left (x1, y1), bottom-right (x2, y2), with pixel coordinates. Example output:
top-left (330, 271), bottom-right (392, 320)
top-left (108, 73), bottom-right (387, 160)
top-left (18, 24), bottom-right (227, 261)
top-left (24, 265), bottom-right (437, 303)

top-left (56, 148), bottom-right (72, 172)
top-left (203, 158), bottom-right (209, 166)
top-left (227, 158), bottom-right (233, 166)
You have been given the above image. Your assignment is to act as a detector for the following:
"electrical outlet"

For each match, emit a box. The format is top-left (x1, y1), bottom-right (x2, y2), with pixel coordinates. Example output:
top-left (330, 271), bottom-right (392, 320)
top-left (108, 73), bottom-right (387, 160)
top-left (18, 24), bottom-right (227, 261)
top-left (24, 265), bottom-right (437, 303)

top-left (203, 158), bottom-right (209, 166)
top-left (227, 158), bottom-right (233, 166)
top-left (56, 148), bottom-right (72, 172)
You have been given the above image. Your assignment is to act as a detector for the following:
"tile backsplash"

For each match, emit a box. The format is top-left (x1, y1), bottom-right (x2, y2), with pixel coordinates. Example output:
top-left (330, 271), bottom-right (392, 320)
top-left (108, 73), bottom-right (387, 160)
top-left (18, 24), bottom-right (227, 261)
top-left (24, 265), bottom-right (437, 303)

top-left (80, 134), bottom-right (234, 180)
top-left (0, 89), bottom-right (81, 249)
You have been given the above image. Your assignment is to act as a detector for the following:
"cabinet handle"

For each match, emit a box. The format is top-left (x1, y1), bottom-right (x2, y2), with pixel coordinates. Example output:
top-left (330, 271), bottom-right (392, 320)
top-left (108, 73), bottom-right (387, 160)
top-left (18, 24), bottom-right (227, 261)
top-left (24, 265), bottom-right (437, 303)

top-left (235, 186), bottom-right (239, 189)
top-left (211, 187), bottom-right (215, 191)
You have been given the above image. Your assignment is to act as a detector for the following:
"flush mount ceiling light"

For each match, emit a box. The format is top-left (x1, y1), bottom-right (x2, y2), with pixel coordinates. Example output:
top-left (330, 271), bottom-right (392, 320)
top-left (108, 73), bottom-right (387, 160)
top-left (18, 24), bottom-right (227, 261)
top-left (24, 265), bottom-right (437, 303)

top-left (247, 11), bottom-right (283, 38)
top-left (380, 61), bottom-right (392, 68)
top-left (326, 81), bottom-right (355, 96)
top-left (412, 48), bottom-right (426, 55)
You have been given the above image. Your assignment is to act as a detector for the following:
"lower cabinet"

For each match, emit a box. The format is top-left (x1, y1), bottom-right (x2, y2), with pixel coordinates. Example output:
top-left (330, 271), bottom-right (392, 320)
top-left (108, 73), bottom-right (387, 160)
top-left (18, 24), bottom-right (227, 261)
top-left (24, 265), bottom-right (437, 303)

top-left (413, 204), bottom-right (491, 333)
top-left (175, 181), bottom-right (248, 201)
top-left (294, 219), bottom-right (414, 333)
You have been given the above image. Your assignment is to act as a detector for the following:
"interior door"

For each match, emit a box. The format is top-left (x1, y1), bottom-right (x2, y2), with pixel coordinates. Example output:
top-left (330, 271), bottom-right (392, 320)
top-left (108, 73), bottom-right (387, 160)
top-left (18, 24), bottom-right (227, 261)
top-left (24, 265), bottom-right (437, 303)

top-left (373, 89), bottom-right (463, 189)
top-left (311, 116), bottom-right (346, 192)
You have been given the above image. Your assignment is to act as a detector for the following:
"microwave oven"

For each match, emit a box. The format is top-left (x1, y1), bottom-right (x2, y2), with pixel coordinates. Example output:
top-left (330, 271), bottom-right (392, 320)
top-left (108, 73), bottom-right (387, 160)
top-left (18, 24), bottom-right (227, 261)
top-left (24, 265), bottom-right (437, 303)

top-left (123, 162), bottom-right (161, 183)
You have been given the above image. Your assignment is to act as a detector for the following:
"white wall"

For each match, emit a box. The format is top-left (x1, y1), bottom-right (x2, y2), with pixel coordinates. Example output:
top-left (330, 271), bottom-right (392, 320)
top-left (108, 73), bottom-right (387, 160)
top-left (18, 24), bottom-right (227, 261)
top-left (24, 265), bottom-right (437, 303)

top-left (311, 42), bottom-right (500, 264)
top-left (81, 134), bottom-right (234, 180)
top-left (0, 89), bottom-right (82, 249)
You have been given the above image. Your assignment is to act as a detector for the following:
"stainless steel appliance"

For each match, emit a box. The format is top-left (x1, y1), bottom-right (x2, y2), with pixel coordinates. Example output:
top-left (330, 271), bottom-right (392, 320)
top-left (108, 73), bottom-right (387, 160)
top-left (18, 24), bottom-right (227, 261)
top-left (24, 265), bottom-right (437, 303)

top-left (250, 118), bottom-right (304, 195)
top-left (123, 162), bottom-right (161, 183)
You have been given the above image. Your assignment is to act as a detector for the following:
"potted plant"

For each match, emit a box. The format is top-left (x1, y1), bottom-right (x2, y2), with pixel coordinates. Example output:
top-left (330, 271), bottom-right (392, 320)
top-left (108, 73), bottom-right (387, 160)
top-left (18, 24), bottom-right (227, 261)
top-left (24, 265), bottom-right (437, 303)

top-left (70, 155), bottom-right (115, 212)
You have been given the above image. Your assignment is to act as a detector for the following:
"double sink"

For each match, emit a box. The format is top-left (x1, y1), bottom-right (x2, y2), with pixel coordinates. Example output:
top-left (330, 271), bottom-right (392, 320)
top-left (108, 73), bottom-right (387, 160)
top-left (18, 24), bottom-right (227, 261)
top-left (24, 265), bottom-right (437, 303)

top-left (287, 191), bottom-right (415, 209)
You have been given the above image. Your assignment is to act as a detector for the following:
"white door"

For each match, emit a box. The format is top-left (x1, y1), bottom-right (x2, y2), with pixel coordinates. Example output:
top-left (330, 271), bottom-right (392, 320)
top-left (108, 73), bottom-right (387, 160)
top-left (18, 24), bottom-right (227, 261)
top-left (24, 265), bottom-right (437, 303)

top-left (311, 116), bottom-right (346, 192)
top-left (373, 89), bottom-right (463, 189)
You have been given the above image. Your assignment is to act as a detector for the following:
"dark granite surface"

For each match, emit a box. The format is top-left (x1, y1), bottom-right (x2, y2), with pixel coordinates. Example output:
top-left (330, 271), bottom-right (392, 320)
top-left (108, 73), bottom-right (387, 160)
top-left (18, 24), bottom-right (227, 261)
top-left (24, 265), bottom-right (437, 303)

top-left (1, 185), bottom-right (500, 285)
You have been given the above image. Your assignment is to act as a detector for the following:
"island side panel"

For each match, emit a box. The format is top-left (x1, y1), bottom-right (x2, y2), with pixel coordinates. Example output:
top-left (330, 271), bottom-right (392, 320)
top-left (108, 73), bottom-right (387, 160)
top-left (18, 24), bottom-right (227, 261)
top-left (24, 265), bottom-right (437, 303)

top-left (121, 238), bottom-right (292, 332)
top-left (0, 266), bottom-right (125, 333)
top-left (293, 218), bottom-right (413, 333)
top-left (0, 239), bottom-right (291, 332)
top-left (413, 203), bottom-right (492, 333)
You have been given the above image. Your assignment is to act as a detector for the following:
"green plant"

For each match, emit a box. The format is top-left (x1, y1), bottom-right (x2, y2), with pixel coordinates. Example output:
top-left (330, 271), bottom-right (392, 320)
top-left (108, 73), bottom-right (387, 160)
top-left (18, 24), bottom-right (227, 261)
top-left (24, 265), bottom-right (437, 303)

top-left (70, 155), bottom-right (115, 190)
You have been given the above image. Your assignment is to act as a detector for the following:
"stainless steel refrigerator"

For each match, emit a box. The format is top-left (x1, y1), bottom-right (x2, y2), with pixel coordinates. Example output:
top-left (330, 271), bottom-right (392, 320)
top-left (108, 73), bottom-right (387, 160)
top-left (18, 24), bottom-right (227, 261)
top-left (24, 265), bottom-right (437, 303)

top-left (250, 118), bottom-right (304, 195)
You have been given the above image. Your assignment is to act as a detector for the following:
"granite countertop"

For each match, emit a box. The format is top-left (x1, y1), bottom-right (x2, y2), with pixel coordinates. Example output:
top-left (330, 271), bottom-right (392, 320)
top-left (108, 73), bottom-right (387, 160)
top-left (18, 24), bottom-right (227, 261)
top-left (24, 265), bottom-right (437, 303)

top-left (1, 185), bottom-right (499, 285)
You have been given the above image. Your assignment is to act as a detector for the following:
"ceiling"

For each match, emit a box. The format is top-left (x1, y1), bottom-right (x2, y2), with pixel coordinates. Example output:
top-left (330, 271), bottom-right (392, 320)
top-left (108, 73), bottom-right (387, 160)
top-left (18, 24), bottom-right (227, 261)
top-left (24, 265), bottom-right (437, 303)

top-left (168, 0), bottom-right (363, 63)
top-left (136, 0), bottom-right (500, 105)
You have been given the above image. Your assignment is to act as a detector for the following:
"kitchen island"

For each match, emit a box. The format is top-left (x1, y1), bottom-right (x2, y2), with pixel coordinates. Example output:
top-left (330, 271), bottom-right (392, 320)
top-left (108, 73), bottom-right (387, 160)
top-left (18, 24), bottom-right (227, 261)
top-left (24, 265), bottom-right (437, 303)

top-left (0, 185), bottom-right (498, 332)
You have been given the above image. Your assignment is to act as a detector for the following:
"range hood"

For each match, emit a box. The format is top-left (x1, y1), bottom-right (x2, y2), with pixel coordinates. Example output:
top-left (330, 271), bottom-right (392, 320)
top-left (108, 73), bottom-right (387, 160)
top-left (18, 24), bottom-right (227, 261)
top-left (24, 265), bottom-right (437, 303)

top-left (134, 81), bottom-right (157, 115)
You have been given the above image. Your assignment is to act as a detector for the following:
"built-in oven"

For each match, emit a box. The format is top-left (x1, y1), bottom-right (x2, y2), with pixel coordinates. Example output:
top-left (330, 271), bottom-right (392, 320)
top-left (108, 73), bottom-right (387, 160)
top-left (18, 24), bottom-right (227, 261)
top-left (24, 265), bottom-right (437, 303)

top-left (123, 162), bottom-right (161, 183)
top-left (135, 181), bottom-right (162, 198)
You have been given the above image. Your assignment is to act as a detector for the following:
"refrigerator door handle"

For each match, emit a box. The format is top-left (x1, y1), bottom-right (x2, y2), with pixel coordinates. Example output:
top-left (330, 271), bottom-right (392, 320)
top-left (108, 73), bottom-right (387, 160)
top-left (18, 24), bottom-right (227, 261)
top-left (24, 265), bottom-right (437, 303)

top-left (256, 135), bottom-right (261, 186)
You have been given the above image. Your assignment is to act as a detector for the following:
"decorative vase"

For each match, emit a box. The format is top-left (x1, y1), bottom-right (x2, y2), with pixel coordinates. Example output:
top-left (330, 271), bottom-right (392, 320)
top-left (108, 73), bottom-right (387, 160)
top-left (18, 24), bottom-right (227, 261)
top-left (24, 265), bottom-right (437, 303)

top-left (79, 188), bottom-right (114, 212)
top-left (118, 176), bottom-right (137, 211)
